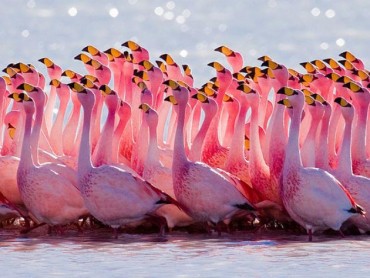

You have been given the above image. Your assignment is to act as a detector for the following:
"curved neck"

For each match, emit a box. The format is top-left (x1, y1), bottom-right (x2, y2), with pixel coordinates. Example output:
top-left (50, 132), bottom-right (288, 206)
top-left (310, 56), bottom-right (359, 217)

top-left (316, 108), bottom-right (331, 170)
top-left (93, 106), bottom-right (116, 165)
top-left (44, 86), bottom-right (57, 132)
top-left (112, 114), bottom-right (130, 163)
top-left (302, 108), bottom-right (322, 167)
top-left (19, 108), bottom-right (34, 171)
top-left (50, 97), bottom-right (68, 155)
top-left (78, 104), bottom-right (93, 180)
top-left (352, 104), bottom-right (368, 160)
top-left (250, 100), bottom-right (268, 169)
top-left (147, 120), bottom-right (160, 164)
top-left (63, 102), bottom-right (81, 156)
top-left (336, 115), bottom-right (353, 175)
top-left (328, 105), bottom-right (340, 161)
top-left (189, 106), bottom-right (214, 161)
top-left (30, 100), bottom-right (45, 165)
top-left (285, 106), bottom-right (303, 170)
top-left (173, 103), bottom-right (188, 168)
top-left (227, 100), bottom-right (247, 162)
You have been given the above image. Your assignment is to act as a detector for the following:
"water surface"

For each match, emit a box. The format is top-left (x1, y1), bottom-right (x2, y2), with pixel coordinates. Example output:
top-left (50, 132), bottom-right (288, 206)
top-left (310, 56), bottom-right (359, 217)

top-left (1, 228), bottom-right (369, 277)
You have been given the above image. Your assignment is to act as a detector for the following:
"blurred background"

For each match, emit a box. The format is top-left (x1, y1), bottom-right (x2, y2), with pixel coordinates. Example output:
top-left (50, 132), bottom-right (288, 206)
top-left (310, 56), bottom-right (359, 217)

top-left (1, 0), bottom-right (369, 86)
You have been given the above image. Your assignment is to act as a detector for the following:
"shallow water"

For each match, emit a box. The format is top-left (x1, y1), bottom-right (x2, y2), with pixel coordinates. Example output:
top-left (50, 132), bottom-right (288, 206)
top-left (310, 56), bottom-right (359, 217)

top-left (2, 1), bottom-right (370, 277)
top-left (1, 228), bottom-right (370, 277)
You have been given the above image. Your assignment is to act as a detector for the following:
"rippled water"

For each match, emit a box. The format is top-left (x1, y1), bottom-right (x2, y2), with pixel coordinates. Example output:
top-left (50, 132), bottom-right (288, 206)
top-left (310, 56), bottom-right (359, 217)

top-left (2, 1), bottom-right (370, 276)
top-left (1, 228), bottom-right (370, 277)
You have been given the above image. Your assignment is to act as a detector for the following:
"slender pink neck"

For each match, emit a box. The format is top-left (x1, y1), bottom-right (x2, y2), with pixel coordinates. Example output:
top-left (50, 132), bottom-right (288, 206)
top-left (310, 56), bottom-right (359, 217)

top-left (227, 99), bottom-right (248, 163)
top-left (112, 111), bottom-right (130, 163)
top-left (285, 105), bottom-right (303, 170)
top-left (19, 106), bottom-right (34, 172)
top-left (189, 104), bottom-right (215, 161)
top-left (173, 103), bottom-right (188, 169)
top-left (63, 100), bottom-right (81, 156)
top-left (328, 104), bottom-right (340, 163)
top-left (316, 106), bottom-right (331, 170)
top-left (30, 97), bottom-right (45, 165)
top-left (336, 113), bottom-right (353, 175)
top-left (50, 94), bottom-right (69, 155)
top-left (352, 103), bottom-right (368, 161)
top-left (93, 102), bottom-right (116, 166)
top-left (44, 86), bottom-right (57, 133)
top-left (78, 103), bottom-right (93, 181)
top-left (302, 107), bottom-right (323, 167)
top-left (250, 99), bottom-right (268, 170)
top-left (147, 118), bottom-right (160, 164)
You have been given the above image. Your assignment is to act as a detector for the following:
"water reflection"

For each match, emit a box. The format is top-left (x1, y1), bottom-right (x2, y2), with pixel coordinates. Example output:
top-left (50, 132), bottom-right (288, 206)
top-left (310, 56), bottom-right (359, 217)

top-left (1, 228), bottom-right (370, 276)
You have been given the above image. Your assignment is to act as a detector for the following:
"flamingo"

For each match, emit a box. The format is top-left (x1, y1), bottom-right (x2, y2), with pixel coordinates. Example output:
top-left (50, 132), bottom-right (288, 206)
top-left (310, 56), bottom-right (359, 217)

top-left (201, 62), bottom-right (232, 168)
top-left (11, 92), bottom-right (86, 228)
top-left (139, 103), bottom-right (193, 229)
top-left (163, 80), bottom-right (255, 232)
top-left (49, 79), bottom-right (70, 156)
top-left (342, 82), bottom-right (370, 178)
top-left (331, 97), bottom-right (370, 232)
top-left (214, 45), bottom-right (244, 73)
top-left (38, 57), bottom-right (62, 135)
top-left (68, 82), bottom-right (179, 236)
top-left (82, 45), bottom-right (109, 66)
top-left (278, 87), bottom-right (364, 241)
top-left (121, 40), bottom-right (149, 63)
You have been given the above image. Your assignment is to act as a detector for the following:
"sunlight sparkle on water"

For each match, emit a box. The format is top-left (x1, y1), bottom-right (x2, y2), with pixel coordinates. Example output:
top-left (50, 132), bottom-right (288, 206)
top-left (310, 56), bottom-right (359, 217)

top-left (154, 7), bottom-right (164, 16)
top-left (21, 30), bottom-right (30, 38)
top-left (68, 7), bottom-right (78, 17)
top-left (176, 15), bottom-right (185, 24)
top-left (311, 7), bottom-right (320, 16)
top-left (166, 1), bottom-right (176, 10)
top-left (109, 8), bottom-right (119, 18)
top-left (164, 11), bottom-right (175, 20)
top-left (182, 9), bottom-right (191, 17)
top-left (325, 9), bottom-right (336, 18)
top-left (320, 42), bottom-right (329, 50)
top-left (336, 38), bottom-right (345, 47)
top-left (179, 49), bottom-right (188, 57)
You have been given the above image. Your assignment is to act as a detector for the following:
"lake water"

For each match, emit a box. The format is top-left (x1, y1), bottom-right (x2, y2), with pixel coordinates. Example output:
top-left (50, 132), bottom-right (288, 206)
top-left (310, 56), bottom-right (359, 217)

top-left (2, 0), bottom-right (370, 277)
top-left (1, 227), bottom-right (370, 277)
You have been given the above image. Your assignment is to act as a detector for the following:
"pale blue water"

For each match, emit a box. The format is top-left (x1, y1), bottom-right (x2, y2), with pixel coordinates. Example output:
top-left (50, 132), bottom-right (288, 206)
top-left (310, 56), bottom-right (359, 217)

top-left (1, 229), bottom-right (370, 277)
top-left (1, 0), bottom-right (370, 276)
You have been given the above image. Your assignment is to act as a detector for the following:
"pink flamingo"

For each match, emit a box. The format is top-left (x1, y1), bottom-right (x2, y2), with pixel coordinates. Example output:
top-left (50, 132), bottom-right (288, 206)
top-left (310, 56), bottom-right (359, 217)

top-left (82, 45), bottom-right (109, 66)
top-left (236, 84), bottom-right (287, 219)
top-left (163, 80), bottom-right (255, 232)
top-left (112, 100), bottom-right (131, 165)
top-left (188, 93), bottom-right (217, 162)
top-left (342, 82), bottom-right (370, 178)
top-left (121, 40), bottom-right (149, 63)
top-left (215, 45), bottom-right (244, 73)
top-left (69, 82), bottom-right (179, 236)
top-left (104, 48), bottom-right (125, 96)
top-left (49, 79), bottom-right (70, 156)
top-left (331, 97), bottom-right (370, 232)
top-left (13, 92), bottom-right (86, 228)
top-left (38, 57), bottom-right (62, 135)
top-left (278, 87), bottom-right (364, 241)
top-left (139, 103), bottom-right (193, 230)
top-left (201, 62), bottom-right (232, 168)
top-left (300, 99), bottom-right (325, 167)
